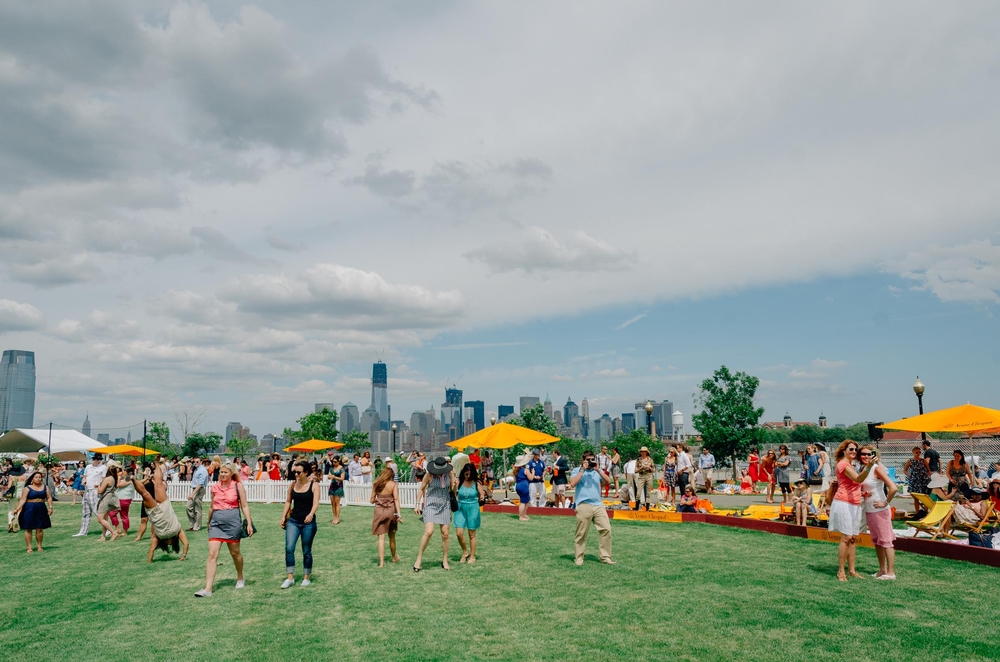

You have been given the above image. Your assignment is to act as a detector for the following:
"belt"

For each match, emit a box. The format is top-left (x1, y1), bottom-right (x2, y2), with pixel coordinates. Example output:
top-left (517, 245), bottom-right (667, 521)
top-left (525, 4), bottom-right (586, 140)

top-left (26, 499), bottom-right (45, 503)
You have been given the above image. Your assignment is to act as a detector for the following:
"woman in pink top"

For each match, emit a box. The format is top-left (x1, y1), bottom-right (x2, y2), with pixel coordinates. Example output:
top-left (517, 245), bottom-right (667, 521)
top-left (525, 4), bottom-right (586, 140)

top-left (825, 440), bottom-right (878, 582)
top-left (195, 464), bottom-right (254, 598)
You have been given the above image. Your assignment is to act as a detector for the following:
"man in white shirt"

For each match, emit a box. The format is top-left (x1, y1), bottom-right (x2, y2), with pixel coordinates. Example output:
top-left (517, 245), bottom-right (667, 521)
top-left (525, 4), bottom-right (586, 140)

top-left (699, 448), bottom-right (716, 494)
top-left (597, 446), bottom-right (613, 497)
top-left (676, 444), bottom-right (694, 493)
top-left (73, 453), bottom-right (107, 536)
top-left (624, 457), bottom-right (637, 503)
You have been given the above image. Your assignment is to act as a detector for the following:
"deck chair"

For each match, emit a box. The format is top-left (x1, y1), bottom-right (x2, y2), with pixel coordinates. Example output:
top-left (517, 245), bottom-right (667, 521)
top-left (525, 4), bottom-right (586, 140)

top-left (951, 500), bottom-right (995, 536)
top-left (906, 501), bottom-right (956, 540)
top-left (743, 504), bottom-right (781, 520)
top-left (910, 493), bottom-right (936, 513)
top-left (808, 494), bottom-right (828, 524)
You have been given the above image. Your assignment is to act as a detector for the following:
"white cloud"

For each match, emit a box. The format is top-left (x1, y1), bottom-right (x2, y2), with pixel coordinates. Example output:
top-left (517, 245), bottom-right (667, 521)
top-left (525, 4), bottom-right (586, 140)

top-left (551, 374), bottom-right (574, 382)
top-left (581, 368), bottom-right (630, 379)
top-left (616, 313), bottom-right (647, 330)
top-left (812, 359), bottom-right (848, 369)
top-left (895, 240), bottom-right (1000, 303)
top-left (465, 227), bottom-right (635, 275)
top-left (0, 299), bottom-right (44, 332)
top-left (788, 369), bottom-right (826, 379)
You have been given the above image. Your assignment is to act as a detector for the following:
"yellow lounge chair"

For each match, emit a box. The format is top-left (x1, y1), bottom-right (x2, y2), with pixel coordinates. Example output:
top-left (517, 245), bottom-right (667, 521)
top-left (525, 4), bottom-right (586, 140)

top-left (906, 501), bottom-right (957, 541)
top-left (742, 504), bottom-right (781, 521)
top-left (951, 500), bottom-right (995, 536)
top-left (910, 493), bottom-right (936, 513)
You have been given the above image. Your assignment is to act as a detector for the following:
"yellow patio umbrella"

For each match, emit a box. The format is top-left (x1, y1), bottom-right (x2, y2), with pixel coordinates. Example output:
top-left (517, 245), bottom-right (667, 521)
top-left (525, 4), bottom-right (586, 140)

top-left (878, 403), bottom-right (1000, 434)
top-left (88, 444), bottom-right (160, 456)
top-left (284, 439), bottom-right (345, 453)
top-left (445, 422), bottom-right (559, 450)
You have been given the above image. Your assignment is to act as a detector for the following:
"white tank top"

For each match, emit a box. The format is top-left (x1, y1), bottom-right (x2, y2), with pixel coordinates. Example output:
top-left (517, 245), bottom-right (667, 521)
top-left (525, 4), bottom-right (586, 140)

top-left (862, 464), bottom-right (888, 513)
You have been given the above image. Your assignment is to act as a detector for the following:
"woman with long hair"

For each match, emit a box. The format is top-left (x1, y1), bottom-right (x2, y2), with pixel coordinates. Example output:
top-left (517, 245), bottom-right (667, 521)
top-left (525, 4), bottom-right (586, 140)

top-left (746, 448), bottom-right (760, 491)
top-left (826, 440), bottom-right (878, 582)
top-left (11, 472), bottom-right (52, 553)
top-left (95, 465), bottom-right (121, 541)
top-left (413, 456), bottom-right (456, 571)
top-left (859, 445), bottom-right (898, 579)
top-left (370, 467), bottom-right (401, 567)
top-left (761, 450), bottom-right (777, 504)
top-left (196, 464), bottom-right (254, 597)
top-left (131, 466), bottom-right (189, 563)
top-left (360, 451), bottom-right (373, 484)
top-left (513, 454), bottom-right (531, 521)
top-left (662, 449), bottom-right (678, 504)
top-left (454, 463), bottom-right (485, 564)
top-left (903, 446), bottom-right (931, 513)
top-left (280, 461), bottom-right (320, 588)
top-left (946, 450), bottom-right (975, 498)
top-left (110, 468), bottom-right (136, 535)
top-left (328, 456), bottom-right (346, 524)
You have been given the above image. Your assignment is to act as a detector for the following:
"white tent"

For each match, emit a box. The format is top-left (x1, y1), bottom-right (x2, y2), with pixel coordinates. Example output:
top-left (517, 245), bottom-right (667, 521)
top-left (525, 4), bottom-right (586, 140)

top-left (0, 429), bottom-right (106, 454)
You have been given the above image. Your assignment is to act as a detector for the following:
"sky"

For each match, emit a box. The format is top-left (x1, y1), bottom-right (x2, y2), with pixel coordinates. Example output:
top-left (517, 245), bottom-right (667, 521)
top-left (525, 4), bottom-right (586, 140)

top-left (1, 1), bottom-right (999, 439)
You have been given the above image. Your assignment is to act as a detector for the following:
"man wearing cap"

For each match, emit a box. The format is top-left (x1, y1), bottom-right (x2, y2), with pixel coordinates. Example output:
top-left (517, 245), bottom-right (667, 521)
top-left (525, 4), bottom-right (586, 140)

top-left (569, 450), bottom-right (615, 565)
top-left (73, 453), bottom-right (107, 537)
top-left (385, 456), bottom-right (398, 481)
top-left (527, 449), bottom-right (546, 508)
top-left (186, 457), bottom-right (210, 531)
top-left (634, 447), bottom-right (657, 510)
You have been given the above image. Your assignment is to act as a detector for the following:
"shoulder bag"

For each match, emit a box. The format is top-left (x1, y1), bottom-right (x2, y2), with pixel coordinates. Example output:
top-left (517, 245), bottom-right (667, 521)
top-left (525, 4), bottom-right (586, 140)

top-left (235, 482), bottom-right (256, 539)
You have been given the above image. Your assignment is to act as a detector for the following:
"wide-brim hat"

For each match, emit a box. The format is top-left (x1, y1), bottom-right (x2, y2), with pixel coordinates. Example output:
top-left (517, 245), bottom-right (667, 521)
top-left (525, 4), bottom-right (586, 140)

top-left (794, 478), bottom-right (807, 486)
top-left (927, 474), bottom-right (949, 489)
top-left (428, 456), bottom-right (452, 475)
top-left (991, 475), bottom-right (1000, 483)
top-left (514, 454), bottom-right (530, 467)
top-left (639, 446), bottom-right (649, 453)
top-left (815, 443), bottom-right (825, 451)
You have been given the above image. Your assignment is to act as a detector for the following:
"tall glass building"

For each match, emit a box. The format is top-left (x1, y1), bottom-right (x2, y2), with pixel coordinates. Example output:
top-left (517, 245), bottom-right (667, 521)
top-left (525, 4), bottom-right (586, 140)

top-left (464, 400), bottom-right (485, 432)
top-left (371, 361), bottom-right (389, 431)
top-left (0, 350), bottom-right (35, 432)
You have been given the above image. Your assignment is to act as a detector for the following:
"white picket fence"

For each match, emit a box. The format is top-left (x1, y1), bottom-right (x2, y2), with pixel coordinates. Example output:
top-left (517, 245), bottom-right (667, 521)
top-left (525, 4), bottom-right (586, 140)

top-left (165, 480), bottom-right (422, 508)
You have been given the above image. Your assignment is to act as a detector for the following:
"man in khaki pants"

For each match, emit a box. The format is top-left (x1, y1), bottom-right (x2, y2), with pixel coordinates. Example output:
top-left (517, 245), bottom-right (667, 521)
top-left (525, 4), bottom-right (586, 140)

top-left (633, 447), bottom-right (657, 511)
top-left (568, 450), bottom-right (615, 566)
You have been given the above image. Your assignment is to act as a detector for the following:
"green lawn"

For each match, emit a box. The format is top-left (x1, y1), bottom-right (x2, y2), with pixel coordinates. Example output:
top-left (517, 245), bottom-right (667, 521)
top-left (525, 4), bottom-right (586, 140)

top-left (1, 502), bottom-right (995, 661)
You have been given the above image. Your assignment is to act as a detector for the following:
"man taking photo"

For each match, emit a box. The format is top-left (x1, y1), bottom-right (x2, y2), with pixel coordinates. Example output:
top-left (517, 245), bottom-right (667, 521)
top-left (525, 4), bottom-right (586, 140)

top-left (568, 451), bottom-right (615, 566)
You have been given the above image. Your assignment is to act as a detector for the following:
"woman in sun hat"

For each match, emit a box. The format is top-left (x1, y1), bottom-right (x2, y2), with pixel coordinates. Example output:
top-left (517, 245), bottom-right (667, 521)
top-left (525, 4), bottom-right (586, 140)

top-left (413, 456), bottom-right (457, 572)
top-left (513, 454), bottom-right (532, 521)
top-left (826, 440), bottom-right (878, 582)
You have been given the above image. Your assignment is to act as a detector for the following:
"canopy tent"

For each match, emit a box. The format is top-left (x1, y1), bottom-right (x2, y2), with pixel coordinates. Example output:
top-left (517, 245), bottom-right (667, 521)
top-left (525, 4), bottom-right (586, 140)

top-left (284, 439), bottom-right (345, 453)
top-left (0, 429), bottom-right (106, 454)
top-left (445, 422), bottom-right (559, 450)
top-left (89, 444), bottom-right (159, 457)
top-left (879, 403), bottom-right (1000, 434)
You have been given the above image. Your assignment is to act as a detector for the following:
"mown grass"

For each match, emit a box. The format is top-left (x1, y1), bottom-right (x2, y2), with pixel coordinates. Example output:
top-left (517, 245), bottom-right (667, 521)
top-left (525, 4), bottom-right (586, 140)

top-left (0, 501), bottom-right (994, 661)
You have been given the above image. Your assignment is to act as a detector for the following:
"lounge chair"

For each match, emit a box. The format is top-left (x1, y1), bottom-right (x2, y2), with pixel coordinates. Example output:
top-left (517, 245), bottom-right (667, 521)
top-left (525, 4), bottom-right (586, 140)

top-left (906, 501), bottom-right (957, 541)
top-left (951, 500), bottom-right (995, 536)
top-left (910, 493), bottom-right (936, 513)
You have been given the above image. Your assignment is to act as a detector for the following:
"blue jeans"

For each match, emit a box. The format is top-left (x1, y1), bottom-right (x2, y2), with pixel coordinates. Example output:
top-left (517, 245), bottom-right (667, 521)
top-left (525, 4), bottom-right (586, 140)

top-left (285, 518), bottom-right (317, 574)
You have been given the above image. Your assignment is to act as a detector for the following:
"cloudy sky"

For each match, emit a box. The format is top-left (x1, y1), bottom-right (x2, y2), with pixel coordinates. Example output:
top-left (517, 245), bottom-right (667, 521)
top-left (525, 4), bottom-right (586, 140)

top-left (2, 1), bottom-right (998, 439)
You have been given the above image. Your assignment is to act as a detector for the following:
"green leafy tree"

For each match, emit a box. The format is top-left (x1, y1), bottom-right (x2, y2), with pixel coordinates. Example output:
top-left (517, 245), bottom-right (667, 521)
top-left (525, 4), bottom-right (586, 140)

top-left (789, 424), bottom-right (822, 447)
top-left (842, 422), bottom-right (870, 443)
top-left (820, 426), bottom-right (847, 447)
top-left (761, 427), bottom-right (792, 449)
top-left (506, 403), bottom-right (575, 466)
top-left (340, 430), bottom-right (370, 454)
top-left (226, 430), bottom-right (256, 459)
top-left (284, 407), bottom-right (339, 445)
top-left (692, 365), bottom-right (765, 480)
top-left (182, 432), bottom-right (222, 458)
top-left (611, 429), bottom-right (663, 465)
top-left (144, 421), bottom-right (175, 455)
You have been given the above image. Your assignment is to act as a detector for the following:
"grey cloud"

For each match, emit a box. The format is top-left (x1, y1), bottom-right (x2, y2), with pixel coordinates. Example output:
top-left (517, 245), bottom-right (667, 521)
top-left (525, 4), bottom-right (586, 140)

top-left (7, 254), bottom-right (103, 287)
top-left (190, 226), bottom-right (252, 262)
top-left (343, 163), bottom-right (417, 198)
top-left (465, 226), bottom-right (635, 274)
top-left (51, 310), bottom-right (141, 343)
top-left (0, 300), bottom-right (45, 332)
top-left (266, 236), bottom-right (305, 252)
top-left (895, 240), bottom-right (1000, 303)
top-left (500, 157), bottom-right (553, 180)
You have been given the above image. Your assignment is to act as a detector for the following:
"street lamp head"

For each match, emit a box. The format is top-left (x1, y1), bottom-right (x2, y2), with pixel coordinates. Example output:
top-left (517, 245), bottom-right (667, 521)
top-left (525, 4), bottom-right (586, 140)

top-left (490, 415), bottom-right (496, 425)
top-left (391, 423), bottom-right (397, 432)
top-left (645, 401), bottom-right (654, 414)
top-left (913, 377), bottom-right (925, 396)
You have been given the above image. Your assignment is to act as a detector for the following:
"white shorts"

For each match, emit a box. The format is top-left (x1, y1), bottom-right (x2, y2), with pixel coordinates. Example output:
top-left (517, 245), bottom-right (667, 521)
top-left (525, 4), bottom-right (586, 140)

top-left (828, 500), bottom-right (862, 536)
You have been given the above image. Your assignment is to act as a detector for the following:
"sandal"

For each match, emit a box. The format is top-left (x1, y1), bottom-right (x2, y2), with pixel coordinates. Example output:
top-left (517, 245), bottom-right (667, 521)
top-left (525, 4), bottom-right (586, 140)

top-left (413, 566), bottom-right (420, 573)
top-left (459, 553), bottom-right (469, 563)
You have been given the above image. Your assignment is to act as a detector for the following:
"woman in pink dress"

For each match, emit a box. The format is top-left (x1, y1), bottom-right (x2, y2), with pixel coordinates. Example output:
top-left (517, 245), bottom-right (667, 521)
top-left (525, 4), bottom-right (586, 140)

top-left (747, 449), bottom-right (761, 491)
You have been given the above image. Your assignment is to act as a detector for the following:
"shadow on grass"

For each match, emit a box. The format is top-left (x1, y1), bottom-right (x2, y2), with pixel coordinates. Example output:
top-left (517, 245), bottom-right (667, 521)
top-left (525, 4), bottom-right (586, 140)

top-left (807, 563), bottom-right (842, 579)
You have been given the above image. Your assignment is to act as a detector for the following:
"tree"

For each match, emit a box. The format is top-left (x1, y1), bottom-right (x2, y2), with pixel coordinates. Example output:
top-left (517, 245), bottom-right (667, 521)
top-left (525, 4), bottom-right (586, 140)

top-left (172, 407), bottom-right (208, 445)
top-left (284, 407), bottom-right (339, 444)
top-left (340, 430), bottom-right (370, 454)
top-left (789, 424), bottom-right (822, 447)
top-left (506, 403), bottom-right (569, 464)
top-left (611, 429), bottom-right (664, 465)
top-left (761, 427), bottom-right (792, 449)
top-left (182, 432), bottom-right (222, 458)
top-left (226, 430), bottom-right (256, 459)
top-left (692, 365), bottom-right (765, 481)
top-left (820, 426), bottom-right (847, 447)
top-left (144, 421), bottom-right (174, 455)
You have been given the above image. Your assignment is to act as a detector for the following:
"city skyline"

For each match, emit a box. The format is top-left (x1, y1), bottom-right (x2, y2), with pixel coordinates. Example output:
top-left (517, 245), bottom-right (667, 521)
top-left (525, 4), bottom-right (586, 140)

top-left (0, 4), bottom-right (997, 439)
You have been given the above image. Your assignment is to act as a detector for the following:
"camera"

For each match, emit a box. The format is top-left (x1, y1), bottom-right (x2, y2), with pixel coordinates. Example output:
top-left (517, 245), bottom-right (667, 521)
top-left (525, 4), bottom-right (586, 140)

top-left (585, 458), bottom-right (597, 470)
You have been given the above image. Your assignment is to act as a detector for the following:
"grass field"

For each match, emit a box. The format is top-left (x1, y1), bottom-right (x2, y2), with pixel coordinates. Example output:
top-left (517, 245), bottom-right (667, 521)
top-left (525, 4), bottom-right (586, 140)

top-left (1, 501), bottom-right (995, 661)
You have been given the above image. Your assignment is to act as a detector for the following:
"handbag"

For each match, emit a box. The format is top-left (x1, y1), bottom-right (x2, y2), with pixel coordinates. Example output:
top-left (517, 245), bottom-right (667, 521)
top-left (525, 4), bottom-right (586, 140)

top-left (235, 482), bottom-right (255, 539)
top-left (449, 488), bottom-right (459, 512)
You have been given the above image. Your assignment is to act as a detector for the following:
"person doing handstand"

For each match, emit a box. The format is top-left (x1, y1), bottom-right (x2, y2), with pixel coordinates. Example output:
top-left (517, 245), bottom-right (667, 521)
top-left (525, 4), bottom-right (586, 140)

top-left (132, 465), bottom-right (189, 563)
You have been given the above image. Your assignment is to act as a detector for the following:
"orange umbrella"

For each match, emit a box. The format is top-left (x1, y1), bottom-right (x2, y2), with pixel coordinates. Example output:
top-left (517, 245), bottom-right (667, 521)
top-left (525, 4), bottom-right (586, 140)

top-left (88, 444), bottom-right (160, 456)
top-left (446, 422), bottom-right (559, 450)
top-left (878, 403), bottom-right (1000, 434)
top-left (284, 439), bottom-right (344, 453)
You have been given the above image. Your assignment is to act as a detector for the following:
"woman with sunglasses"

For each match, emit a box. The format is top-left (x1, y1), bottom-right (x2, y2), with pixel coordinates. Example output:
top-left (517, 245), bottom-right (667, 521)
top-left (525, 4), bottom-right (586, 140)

top-left (826, 440), bottom-right (878, 581)
top-left (196, 463), bottom-right (253, 597)
top-left (859, 444), bottom-right (897, 579)
top-left (328, 456), bottom-right (346, 524)
top-left (280, 461), bottom-right (320, 588)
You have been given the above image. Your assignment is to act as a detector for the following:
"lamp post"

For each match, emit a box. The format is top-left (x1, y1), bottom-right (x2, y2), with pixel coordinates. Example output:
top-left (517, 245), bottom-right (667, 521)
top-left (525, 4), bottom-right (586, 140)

top-left (391, 423), bottom-right (397, 455)
top-left (490, 414), bottom-right (496, 426)
top-left (913, 377), bottom-right (926, 442)
top-left (645, 401), bottom-right (654, 436)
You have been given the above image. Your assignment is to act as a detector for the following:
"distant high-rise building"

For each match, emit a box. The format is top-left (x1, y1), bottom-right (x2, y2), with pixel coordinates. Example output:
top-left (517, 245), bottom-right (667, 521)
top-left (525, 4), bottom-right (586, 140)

top-left (0, 350), bottom-right (35, 432)
top-left (612, 416), bottom-right (622, 436)
top-left (564, 398), bottom-right (579, 431)
top-left (543, 394), bottom-right (553, 419)
top-left (315, 402), bottom-right (335, 413)
top-left (569, 416), bottom-right (582, 439)
top-left (464, 400), bottom-right (485, 432)
top-left (519, 396), bottom-right (540, 413)
top-left (635, 400), bottom-right (673, 436)
top-left (621, 412), bottom-right (636, 433)
top-left (371, 361), bottom-right (389, 431)
top-left (464, 419), bottom-right (477, 437)
top-left (497, 405), bottom-right (514, 421)
top-left (361, 406), bottom-right (381, 439)
top-left (340, 403), bottom-right (360, 436)
top-left (225, 422), bottom-right (242, 445)
top-left (82, 414), bottom-right (91, 438)
top-left (581, 398), bottom-right (590, 439)
top-left (97, 433), bottom-right (110, 443)
top-left (597, 414), bottom-right (613, 441)
top-left (442, 387), bottom-right (463, 440)
top-left (114, 437), bottom-right (125, 444)
top-left (553, 410), bottom-right (564, 426)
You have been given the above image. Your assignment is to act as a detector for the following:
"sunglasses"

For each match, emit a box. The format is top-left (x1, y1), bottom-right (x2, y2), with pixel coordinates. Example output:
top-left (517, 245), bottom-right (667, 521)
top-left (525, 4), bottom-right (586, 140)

top-left (292, 470), bottom-right (303, 475)
top-left (859, 452), bottom-right (872, 457)
top-left (847, 447), bottom-right (857, 452)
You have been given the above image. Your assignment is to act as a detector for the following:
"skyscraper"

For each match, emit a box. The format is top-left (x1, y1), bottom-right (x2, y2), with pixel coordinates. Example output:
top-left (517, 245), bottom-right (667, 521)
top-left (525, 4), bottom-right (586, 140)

top-left (360, 406), bottom-right (381, 439)
top-left (82, 414), bottom-right (91, 438)
top-left (563, 397), bottom-right (578, 430)
top-left (371, 361), bottom-right (389, 431)
top-left (225, 422), bottom-right (242, 445)
top-left (0, 350), bottom-right (35, 432)
top-left (519, 396), bottom-right (540, 413)
top-left (635, 400), bottom-right (673, 436)
top-left (340, 403), bottom-right (359, 436)
top-left (314, 402), bottom-right (335, 413)
top-left (441, 387), bottom-right (463, 440)
top-left (464, 400), bottom-right (485, 431)
top-left (497, 405), bottom-right (514, 421)
top-left (543, 394), bottom-right (553, 419)
top-left (621, 412), bottom-right (636, 433)
top-left (581, 398), bottom-right (590, 439)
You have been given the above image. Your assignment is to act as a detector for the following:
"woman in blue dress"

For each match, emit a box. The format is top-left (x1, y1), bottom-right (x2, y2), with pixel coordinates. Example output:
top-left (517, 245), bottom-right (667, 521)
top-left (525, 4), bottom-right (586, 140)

top-left (12, 472), bottom-right (52, 553)
top-left (454, 463), bottom-right (486, 564)
top-left (514, 454), bottom-right (532, 521)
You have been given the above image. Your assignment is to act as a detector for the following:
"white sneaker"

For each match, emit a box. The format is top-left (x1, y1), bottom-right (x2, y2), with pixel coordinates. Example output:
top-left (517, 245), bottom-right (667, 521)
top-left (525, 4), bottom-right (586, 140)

top-left (194, 589), bottom-right (212, 597)
top-left (72, 532), bottom-right (87, 537)
top-left (280, 579), bottom-right (294, 589)
top-left (876, 574), bottom-right (896, 580)
top-left (235, 579), bottom-right (245, 589)
top-left (300, 579), bottom-right (311, 587)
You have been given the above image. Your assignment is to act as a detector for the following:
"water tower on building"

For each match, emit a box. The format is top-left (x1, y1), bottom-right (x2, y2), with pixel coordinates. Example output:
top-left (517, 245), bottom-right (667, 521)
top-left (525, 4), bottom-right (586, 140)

top-left (672, 410), bottom-right (684, 441)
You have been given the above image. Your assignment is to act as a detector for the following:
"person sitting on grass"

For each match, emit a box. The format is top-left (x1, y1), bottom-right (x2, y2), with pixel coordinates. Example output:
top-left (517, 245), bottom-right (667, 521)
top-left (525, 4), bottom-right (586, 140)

top-left (791, 479), bottom-right (813, 526)
top-left (131, 467), bottom-right (189, 563)
top-left (739, 469), bottom-right (754, 495)
top-left (677, 485), bottom-right (697, 513)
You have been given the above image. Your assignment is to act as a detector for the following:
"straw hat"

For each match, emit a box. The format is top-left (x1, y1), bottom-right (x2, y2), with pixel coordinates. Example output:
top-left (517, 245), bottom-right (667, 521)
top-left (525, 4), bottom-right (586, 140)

top-left (427, 456), bottom-right (452, 475)
top-left (927, 474), bottom-right (949, 489)
top-left (639, 446), bottom-right (649, 453)
top-left (514, 454), bottom-right (530, 467)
